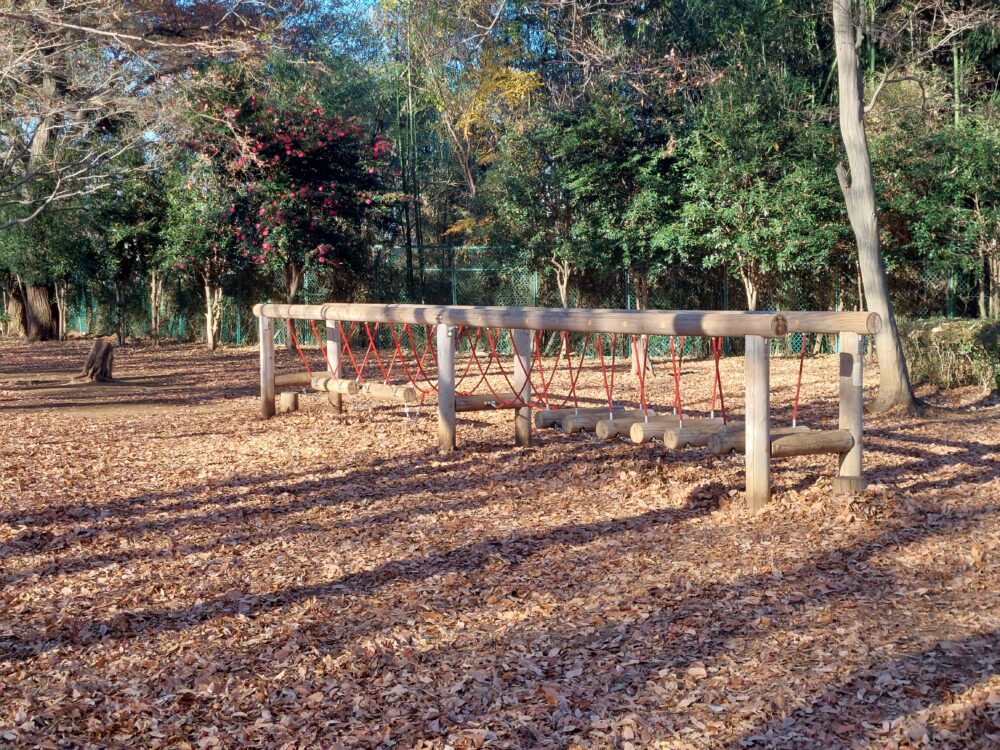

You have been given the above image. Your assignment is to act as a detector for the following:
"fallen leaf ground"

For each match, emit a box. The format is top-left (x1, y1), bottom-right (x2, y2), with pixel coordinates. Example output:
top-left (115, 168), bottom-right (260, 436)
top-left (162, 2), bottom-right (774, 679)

top-left (2, 339), bottom-right (999, 749)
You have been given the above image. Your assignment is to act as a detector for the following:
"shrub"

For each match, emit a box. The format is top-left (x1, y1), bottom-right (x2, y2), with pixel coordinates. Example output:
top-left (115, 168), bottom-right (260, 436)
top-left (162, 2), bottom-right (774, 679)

top-left (900, 318), bottom-right (1000, 394)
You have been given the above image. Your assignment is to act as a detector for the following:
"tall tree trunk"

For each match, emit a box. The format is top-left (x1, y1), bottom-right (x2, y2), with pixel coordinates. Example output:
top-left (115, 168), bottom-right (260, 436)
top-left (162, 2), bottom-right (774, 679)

top-left (990, 247), bottom-right (1000, 320)
top-left (114, 281), bottom-right (126, 346)
top-left (5, 290), bottom-right (26, 337)
top-left (284, 260), bottom-right (303, 351)
top-left (629, 270), bottom-right (653, 377)
top-left (203, 282), bottom-right (223, 351)
top-left (149, 270), bottom-right (163, 343)
top-left (740, 268), bottom-right (759, 311)
top-left (978, 237), bottom-right (989, 319)
top-left (54, 281), bottom-right (68, 341)
top-left (832, 0), bottom-right (919, 414)
top-left (550, 256), bottom-right (573, 308)
top-left (19, 281), bottom-right (55, 341)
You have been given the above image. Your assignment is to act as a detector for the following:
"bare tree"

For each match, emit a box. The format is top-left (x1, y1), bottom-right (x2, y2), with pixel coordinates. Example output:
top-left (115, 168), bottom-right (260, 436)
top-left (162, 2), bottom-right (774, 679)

top-left (832, 0), bottom-right (920, 414)
top-left (0, 0), bottom-right (312, 228)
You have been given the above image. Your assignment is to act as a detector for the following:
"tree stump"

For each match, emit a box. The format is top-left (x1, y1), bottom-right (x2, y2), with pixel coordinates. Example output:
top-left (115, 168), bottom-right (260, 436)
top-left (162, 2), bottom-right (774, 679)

top-left (76, 339), bottom-right (114, 382)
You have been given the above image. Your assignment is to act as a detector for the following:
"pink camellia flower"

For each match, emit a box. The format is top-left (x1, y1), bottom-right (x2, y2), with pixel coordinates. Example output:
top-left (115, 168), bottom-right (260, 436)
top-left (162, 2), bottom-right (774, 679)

top-left (179, 263), bottom-right (185, 270)
top-left (262, 242), bottom-right (271, 250)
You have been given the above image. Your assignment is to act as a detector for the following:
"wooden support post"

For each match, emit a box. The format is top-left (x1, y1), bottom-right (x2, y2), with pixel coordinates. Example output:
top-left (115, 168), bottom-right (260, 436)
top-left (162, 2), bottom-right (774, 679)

top-left (437, 324), bottom-right (457, 451)
top-left (745, 335), bottom-right (770, 510)
top-left (832, 331), bottom-right (866, 493)
top-left (326, 321), bottom-right (343, 413)
top-left (512, 328), bottom-right (532, 447)
top-left (259, 315), bottom-right (275, 419)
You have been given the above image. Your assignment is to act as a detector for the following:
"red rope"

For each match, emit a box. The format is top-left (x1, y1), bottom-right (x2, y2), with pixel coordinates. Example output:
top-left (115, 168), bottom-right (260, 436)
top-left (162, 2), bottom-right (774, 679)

top-left (337, 321), bottom-right (365, 382)
top-left (633, 335), bottom-right (651, 419)
top-left (792, 334), bottom-right (807, 427)
top-left (669, 336), bottom-right (684, 422)
top-left (309, 319), bottom-right (334, 373)
top-left (288, 320), bottom-right (313, 377)
top-left (596, 333), bottom-right (618, 417)
top-left (711, 336), bottom-right (728, 425)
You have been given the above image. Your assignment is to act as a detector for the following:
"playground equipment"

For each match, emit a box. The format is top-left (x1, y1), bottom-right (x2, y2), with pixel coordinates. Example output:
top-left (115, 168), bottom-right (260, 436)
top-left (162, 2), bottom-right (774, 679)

top-left (254, 303), bottom-right (880, 509)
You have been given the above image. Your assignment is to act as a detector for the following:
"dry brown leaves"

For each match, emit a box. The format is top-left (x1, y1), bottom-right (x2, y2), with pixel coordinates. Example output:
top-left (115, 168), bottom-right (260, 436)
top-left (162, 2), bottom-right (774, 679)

top-left (1, 340), bottom-right (999, 749)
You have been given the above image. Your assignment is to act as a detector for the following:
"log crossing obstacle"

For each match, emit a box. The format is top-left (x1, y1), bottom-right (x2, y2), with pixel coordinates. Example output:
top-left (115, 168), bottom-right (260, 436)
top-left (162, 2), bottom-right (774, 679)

top-left (255, 303), bottom-right (879, 509)
top-left (563, 409), bottom-right (649, 434)
top-left (536, 406), bottom-right (627, 429)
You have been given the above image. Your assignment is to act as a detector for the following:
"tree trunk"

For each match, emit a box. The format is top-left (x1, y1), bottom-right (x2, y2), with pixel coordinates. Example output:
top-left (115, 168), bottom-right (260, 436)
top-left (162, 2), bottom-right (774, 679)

top-left (990, 247), bottom-right (1000, 320)
top-left (5, 290), bottom-right (26, 337)
top-left (739, 267), bottom-right (759, 311)
top-left (114, 281), bottom-right (126, 346)
top-left (979, 237), bottom-right (989, 319)
top-left (203, 282), bottom-right (223, 351)
top-left (75, 338), bottom-right (114, 382)
top-left (833, 0), bottom-right (919, 414)
top-left (20, 282), bottom-right (55, 341)
top-left (149, 270), bottom-right (163, 343)
top-left (285, 260), bottom-right (303, 351)
top-left (550, 256), bottom-right (572, 308)
top-left (629, 270), bottom-right (653, 377)
top-left (54, 281), bottom-right (68, 341)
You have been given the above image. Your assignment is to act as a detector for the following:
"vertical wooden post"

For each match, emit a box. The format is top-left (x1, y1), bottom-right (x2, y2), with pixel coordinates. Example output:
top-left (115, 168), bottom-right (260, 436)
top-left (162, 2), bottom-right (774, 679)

top-left (512, 328), bottom-right (533, 447)
top-left (745, 335), bottom-right (770, 510)
top-left (325, 320), bottom-right (343, 413)
top-left (437, 324), bottom-right (457, 451)
top-left (833, 331), bottom-right (866, 493)
top-left (259, 315), bottom-right (275, 419)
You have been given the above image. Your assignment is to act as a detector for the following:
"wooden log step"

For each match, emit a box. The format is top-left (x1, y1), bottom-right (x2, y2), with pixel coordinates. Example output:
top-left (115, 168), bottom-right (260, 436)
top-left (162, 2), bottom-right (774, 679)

top-left (358, 382), bottom-right (419, 404)
top-left (629, 417), bottom-right (724, 445)
top-left (310, 376), bottom-right (361, 395)
top-left (274, 372), bottom-right (313, 388)
top-left (563, 409), bottom-right (648, 434)
top-left (277, 391), bottom-right (299, 414)
top-left (535, 406), bottom-right (626, 429)
top-left (662, 422), bottom-right (745, 449)
top-left (455, 392), bottom-right (524, 412)
top-left (708, 425), bottom-right (813, 456)
top-left (595, 412), bottom-right (663, 440)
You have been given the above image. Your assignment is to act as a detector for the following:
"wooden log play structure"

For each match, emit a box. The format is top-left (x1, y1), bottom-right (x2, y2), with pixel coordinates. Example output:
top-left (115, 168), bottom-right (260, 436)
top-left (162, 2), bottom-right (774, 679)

top-left (255, 303), bottom-right (880, 509)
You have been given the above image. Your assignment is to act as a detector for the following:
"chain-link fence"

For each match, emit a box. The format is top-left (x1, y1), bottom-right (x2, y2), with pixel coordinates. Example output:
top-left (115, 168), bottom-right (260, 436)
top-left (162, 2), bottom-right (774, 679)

top-left (60, 244), bottom-right (954, 354)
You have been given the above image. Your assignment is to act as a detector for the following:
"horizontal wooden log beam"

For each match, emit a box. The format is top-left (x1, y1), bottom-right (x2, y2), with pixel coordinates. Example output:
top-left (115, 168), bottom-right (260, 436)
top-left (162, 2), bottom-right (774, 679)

top-left (782, 311), bottom-right (881, 335)
top-left (709, 425), bottom-right (813, 456)
top-left (455, 392), bottom-right (524, 412)
top-left (629, 417), bottom-right (724, 445)
top-left (311, 376), bottom-right (361, 395)
top-left (254, 303), bottom-right (789, 338)
top-left (564, 409), bottom-right (649, 434)
top-left (594, 413), bottom-right (664, 439)
top-left (358, 382), bottom-right (419, 404)
top-left (535, 406), bottom-right (626, 429)
top-left (663, 422), bottom-right (745, 449)
top-left (274, 372), bottom-right (313, 388)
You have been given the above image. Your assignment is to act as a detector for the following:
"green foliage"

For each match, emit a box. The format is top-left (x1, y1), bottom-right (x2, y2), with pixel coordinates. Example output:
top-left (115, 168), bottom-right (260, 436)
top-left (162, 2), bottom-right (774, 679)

top-left (674, 69), bottom-right (848, 308)
top-left (900, 317), bottom-right (1000, 393)
top-left (161, 157), bottom-right (245, 286)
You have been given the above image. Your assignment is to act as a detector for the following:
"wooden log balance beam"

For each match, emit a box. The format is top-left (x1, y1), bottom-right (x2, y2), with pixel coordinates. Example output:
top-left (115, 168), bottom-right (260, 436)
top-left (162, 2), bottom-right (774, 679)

top-left (709, 427), bottom-right (855, 458)
top-left (455, 393), bottom-right (524, 412)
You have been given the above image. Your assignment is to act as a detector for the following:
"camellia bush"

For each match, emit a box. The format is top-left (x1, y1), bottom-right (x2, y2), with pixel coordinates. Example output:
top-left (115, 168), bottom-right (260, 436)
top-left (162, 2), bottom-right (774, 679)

top-left (190, 90), bottom-right (401, 307)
